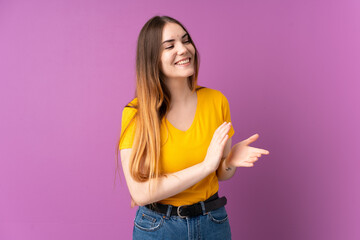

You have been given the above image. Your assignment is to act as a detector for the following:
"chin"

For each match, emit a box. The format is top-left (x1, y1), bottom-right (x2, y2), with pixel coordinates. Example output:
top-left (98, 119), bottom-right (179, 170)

top-left (182, 69), bottom-right (195, 77)
top-left (165, 68), bottom-right (195, 79)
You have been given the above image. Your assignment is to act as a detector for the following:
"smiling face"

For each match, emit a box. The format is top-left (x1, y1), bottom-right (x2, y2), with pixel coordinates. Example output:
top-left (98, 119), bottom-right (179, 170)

top-left (159, 22), bottom-right (196, 81)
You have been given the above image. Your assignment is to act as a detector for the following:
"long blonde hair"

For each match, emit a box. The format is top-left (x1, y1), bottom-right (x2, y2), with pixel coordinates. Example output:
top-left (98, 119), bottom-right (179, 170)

top-left (115, 16), bottom-right (200, 189)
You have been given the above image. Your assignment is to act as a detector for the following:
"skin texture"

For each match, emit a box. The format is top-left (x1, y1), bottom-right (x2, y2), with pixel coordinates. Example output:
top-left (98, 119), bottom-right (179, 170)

top-left (160, 22), bottom-right (195, 81)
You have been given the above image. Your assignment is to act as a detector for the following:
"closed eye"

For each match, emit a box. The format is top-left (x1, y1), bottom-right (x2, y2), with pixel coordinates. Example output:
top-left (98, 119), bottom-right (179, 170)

top-left (165, 41), bottom-right (191, 50)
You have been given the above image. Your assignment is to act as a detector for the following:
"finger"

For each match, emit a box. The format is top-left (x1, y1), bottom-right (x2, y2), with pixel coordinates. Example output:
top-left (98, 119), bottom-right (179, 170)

top-left (220, 134), bottom-right (229, 147)
top-left (251, 147), bottom-right (270, 155)
top-left (211, 122), bottom-right (227, 143)
top-left (248, 156), bottom-right (259, 162)
top-left (242, 162), bottom-right (254, 167)
top-left (215, 123), bottom-right (231, 142)
top-left (250, 153), bottom-right (261, 158)
top-left (216, 122), bottom-right (227, 131)
top-left (220, 122), bottom-right (231, 132)
top-left (218, 122), bottom-right (231, 136)
top-left (244, 133), bottom-right (259, 145)
top-left (246, 157), bottom-right (259, 163)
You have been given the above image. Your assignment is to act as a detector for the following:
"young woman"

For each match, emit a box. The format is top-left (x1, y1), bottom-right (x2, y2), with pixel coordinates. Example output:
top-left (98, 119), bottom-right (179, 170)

top-left (117, 16), bottom-right (269, 239)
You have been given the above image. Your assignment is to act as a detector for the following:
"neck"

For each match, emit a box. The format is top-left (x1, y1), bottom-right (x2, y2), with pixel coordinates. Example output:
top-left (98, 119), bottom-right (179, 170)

top-left (165, 77), bottom-right (194, 106)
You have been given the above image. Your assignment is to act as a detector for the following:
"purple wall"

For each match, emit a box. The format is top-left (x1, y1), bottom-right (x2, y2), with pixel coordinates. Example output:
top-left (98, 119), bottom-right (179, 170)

top-left (1, 0), bottom-right (359, 239)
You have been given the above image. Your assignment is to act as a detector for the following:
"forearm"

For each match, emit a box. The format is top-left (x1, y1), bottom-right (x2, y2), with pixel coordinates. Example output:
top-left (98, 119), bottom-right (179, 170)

top-left (216, 137), bottom-right (236, 181)
top-left (216, 155), bottom-right (236, 181)
top-left (121, 123), bottom-right (231, 206)
top-left (126, 161), bottom-right (214, 206)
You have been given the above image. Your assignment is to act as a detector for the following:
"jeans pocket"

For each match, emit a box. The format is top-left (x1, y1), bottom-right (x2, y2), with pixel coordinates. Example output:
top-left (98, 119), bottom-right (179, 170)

top-left (207, 206), bottom-right (229, 224)
top-left (134, 207), bottom-right (164, 232)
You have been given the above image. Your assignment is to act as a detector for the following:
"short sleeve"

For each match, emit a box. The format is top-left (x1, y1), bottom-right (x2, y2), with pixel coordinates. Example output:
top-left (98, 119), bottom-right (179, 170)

top-left (222, 94), bottom-right (235, 138)
top-left (119, 106), bottom-right (137, 150)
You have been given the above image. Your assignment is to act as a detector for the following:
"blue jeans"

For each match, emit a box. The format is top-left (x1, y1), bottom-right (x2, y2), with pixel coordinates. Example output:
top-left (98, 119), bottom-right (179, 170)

top-left (133, 204), bottom-right (231, 240)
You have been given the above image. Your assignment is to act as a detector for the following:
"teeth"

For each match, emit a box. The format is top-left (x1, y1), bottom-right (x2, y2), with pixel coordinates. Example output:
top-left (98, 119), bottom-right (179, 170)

top-left (176, 59), bottom-right (190, 65)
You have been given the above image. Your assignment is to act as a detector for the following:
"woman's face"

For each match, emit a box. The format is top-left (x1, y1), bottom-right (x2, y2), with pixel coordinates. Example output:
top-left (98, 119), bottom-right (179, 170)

top-left (159, 22), bottom-right (196, 80)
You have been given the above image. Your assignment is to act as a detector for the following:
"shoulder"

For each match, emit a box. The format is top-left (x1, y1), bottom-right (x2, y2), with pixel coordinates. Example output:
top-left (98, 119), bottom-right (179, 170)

top-left (197, 87), bottom-right (228, 101)
top-left (121, 98), bottom-right (138, 120)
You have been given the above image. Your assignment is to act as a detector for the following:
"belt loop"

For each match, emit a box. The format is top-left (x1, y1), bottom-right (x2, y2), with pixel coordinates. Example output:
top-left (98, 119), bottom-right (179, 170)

top-left (166, 205), bottom-right (172, 218)
top-left (200, 201), bottom-right (206, 215)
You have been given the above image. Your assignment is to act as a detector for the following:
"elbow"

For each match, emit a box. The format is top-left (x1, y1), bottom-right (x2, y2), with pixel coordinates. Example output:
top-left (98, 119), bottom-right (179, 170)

top-left (131, 196), bottom-right (148, 206)
top-left (126, 176), bottom-right (159, 206)
top-left (216, 170), bottom-right (235, 181)
top-left (129, 189), bottom-right (152, 206)
top-left (217, 175), bottom-right (231, 181)
top-left (216, 173), bottom-right (227, 181)
top-left (131, 197), bottom-right (152, 207)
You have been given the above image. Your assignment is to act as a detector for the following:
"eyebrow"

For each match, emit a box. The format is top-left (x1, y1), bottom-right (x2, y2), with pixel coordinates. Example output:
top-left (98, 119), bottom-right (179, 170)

top-left (162, 33), bottom-right (189, 45)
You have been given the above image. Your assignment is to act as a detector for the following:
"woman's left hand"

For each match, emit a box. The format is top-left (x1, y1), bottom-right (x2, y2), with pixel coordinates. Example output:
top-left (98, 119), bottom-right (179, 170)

top-left (226, 134), bottom-right (269, 168)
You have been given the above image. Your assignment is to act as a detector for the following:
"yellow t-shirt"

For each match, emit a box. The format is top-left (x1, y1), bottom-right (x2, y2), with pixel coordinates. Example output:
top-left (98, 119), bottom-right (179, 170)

top-left (119, 87), bottom-right (235, 206)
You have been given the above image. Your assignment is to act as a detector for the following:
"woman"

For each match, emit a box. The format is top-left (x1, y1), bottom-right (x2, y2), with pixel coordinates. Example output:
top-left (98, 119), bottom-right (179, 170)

top-left (117, 16), bottom-right (269, 239)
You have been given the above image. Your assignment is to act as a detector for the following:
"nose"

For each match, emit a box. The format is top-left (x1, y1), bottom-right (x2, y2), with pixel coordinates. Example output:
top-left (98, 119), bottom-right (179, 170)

top-left (176, 42), bottom-right (188, 55)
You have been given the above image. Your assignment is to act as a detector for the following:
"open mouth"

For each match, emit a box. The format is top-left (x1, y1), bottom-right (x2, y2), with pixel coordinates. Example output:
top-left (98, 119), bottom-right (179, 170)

top-left (175, 58), bottom-right (191, 65)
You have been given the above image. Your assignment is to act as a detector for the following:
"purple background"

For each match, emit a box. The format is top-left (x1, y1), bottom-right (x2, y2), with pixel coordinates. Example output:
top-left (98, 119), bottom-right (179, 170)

top-left (1, 0), bottom-right (359, 239)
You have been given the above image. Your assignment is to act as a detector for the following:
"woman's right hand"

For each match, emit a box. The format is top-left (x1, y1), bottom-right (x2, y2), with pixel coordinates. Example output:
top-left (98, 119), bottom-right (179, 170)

top-left (203, 122), bottom-right (232, 172)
